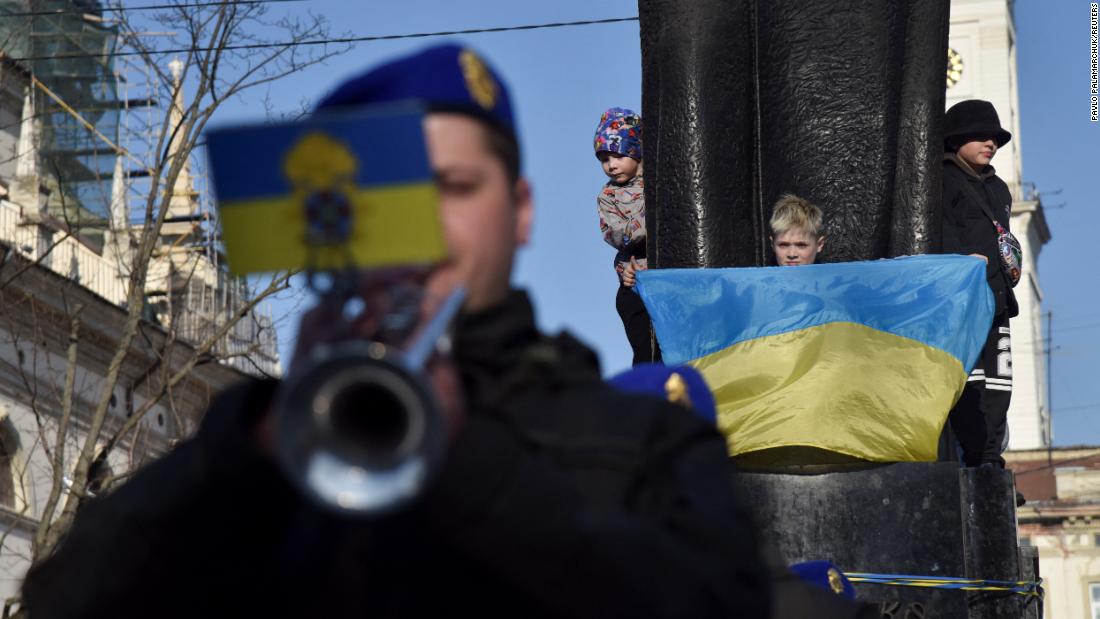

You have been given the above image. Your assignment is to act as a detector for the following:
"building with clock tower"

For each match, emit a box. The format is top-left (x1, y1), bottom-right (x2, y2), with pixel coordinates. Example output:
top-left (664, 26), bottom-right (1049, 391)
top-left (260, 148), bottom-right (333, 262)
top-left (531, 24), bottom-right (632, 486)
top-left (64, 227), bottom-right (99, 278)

top-left (950, 4), bottom-right (1100, 618)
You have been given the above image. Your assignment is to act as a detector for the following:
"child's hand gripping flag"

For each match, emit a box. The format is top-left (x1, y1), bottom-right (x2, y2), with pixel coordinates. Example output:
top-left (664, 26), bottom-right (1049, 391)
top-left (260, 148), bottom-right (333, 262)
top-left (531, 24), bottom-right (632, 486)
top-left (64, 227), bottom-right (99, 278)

top-left (636, 255), bottom-right (994, 463)
top-left (206, 106), bottom-right (446, 275)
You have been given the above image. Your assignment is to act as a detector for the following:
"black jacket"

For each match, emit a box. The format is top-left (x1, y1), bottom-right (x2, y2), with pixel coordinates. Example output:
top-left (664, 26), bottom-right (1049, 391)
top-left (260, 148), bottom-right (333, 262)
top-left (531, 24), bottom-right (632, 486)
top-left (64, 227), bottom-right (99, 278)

top-left (941, 153), bottom-right (1018, 319)
top-left (24, 291), bottom-right (772, 619)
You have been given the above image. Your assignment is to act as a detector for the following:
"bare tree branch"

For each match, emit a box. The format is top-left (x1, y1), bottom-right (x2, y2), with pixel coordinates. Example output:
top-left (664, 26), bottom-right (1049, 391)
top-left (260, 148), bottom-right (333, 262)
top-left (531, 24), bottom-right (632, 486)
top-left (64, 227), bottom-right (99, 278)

top-left (98, 270), bottom-right (292, 460)
top-left (31, 305), bottom-right (81, 561)
top-left (8, 0), bottom-right (346, 565)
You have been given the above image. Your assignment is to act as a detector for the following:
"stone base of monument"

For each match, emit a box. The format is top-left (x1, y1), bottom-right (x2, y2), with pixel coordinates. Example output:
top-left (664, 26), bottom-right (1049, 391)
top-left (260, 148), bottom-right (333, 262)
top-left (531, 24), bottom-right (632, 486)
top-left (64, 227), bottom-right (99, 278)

top-left (733, 463), bottom-right (1042, 619)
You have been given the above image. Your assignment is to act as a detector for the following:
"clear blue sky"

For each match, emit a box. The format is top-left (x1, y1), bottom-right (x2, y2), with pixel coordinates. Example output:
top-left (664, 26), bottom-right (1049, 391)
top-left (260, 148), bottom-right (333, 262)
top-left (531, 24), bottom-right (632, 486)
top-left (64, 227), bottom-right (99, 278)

top-left (207, 0), bottom-right (1098, 446)
top-left (1015, 1), bottom-right (1100, 446)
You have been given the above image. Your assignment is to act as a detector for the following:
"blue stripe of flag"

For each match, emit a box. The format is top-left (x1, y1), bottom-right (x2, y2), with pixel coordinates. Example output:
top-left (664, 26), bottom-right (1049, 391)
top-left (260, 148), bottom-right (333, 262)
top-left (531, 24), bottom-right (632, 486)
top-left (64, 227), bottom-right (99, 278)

top-left (205, 104), bottom-right (432, 202)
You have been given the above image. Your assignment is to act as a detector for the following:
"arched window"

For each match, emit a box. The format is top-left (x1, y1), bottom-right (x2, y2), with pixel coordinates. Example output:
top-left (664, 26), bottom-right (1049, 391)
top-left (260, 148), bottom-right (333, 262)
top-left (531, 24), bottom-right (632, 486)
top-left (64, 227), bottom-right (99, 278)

top-left (0, 418), bottom-right (20, 508)
top-left (87, 452), bottom-right (113, 496)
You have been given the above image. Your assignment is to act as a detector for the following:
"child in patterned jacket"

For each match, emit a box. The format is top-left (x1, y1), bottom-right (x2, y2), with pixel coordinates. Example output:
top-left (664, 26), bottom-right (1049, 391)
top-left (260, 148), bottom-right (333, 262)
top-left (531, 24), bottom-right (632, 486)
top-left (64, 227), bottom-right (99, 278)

top-left (594, 107), bottom-right (660, 365)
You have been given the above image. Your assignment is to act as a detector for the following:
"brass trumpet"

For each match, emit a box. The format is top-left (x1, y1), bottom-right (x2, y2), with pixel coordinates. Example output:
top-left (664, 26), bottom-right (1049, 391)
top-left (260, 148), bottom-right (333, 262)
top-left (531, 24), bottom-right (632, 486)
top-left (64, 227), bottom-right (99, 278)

top-left (273, 287), bottom-right (465, 516)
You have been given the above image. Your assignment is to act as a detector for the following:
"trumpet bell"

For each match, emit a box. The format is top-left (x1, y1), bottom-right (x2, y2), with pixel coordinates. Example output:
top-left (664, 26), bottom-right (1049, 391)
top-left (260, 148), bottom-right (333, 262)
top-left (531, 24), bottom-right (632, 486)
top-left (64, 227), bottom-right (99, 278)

top-left (274, 341), bottom-right (447, 516)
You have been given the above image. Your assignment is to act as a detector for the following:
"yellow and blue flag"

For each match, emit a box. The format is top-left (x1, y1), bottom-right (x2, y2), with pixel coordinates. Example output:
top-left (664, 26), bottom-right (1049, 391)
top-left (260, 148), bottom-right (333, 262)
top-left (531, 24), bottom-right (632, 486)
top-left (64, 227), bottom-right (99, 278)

top-left (206, 106), bottom-right (445, 275)
top-left (635, 255), bottom-right (994, 462)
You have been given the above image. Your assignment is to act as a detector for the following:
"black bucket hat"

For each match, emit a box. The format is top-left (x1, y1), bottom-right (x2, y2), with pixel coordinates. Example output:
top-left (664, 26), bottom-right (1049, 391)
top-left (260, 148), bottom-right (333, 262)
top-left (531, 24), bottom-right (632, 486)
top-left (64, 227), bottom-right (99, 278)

top-left (944, 99), bottom-right (1012, 147)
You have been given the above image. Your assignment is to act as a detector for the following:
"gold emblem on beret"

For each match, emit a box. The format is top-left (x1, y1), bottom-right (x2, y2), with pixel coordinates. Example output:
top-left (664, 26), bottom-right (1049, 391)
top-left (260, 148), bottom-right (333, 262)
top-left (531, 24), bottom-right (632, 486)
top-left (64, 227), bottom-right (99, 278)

top-left (827, 568), bottom-right (845, 594)
top-left (458, 49), bottom-right (498, 110)
top-left (664, 372), bottom-right (694, 409)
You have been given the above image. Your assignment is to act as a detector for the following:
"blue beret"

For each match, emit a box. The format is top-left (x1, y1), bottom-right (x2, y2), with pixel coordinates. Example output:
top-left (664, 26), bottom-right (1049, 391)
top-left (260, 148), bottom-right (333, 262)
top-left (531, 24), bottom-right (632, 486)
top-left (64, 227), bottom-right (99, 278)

top-left (788, 561), bottom-right (857, 599)
top-left (315, 43), bottom-right (516, 139)
top-left (608, 363), bottom-right (717, 424)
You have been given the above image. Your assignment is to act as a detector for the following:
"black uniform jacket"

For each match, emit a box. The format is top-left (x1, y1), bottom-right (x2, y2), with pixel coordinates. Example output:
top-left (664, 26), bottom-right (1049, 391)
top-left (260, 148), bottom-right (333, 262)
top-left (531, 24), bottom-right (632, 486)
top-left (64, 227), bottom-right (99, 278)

top-left (23, 291), bottom-right (772, 619)
top-left (941, 153), bottom-right (1019, 319)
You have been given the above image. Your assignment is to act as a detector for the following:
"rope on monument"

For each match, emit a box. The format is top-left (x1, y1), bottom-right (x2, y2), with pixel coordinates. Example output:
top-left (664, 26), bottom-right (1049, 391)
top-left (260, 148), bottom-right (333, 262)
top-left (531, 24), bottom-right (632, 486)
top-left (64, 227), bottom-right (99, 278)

top-left (846, 573), bottom-right (1044, 599)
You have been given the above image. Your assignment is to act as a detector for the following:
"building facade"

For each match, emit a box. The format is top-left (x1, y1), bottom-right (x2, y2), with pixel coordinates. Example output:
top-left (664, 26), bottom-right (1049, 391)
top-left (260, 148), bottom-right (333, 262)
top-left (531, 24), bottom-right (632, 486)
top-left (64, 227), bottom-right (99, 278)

top-left (950, 3), bottom-right (1100, 618)
top-left (1007, 448), bottom-right (1100, 619)
top-left (0, 1), bottom-right (280, 607)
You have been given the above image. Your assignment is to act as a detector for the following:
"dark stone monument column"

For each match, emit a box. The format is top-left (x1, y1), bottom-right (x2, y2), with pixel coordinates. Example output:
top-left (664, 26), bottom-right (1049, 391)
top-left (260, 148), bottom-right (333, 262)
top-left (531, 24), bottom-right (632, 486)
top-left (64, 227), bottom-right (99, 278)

top-left (639, 0), bottom-right (949, 266)
top-left (735, 465), bottom-right (1038, 618)
top-left (638, 0), bottom-right (761, 268)
top-left (639, 2), bottom-right (1037, 617)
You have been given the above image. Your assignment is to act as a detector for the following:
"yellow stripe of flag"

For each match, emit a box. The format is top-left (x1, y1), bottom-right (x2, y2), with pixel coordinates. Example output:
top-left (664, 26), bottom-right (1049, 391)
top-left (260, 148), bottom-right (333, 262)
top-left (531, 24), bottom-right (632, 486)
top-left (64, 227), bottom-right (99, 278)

top-left (219, 182), bottom-right (445, 275)
top-left (691, 322), bottom-right (966, 462)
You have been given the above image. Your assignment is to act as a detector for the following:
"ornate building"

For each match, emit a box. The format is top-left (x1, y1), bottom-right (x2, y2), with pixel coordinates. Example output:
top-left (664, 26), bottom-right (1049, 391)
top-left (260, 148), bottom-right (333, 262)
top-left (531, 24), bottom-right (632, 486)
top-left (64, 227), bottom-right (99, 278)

top-left (1007, 448), bottom-right (1100, 619)
top-left (0, 0), bottom-right (279, 606)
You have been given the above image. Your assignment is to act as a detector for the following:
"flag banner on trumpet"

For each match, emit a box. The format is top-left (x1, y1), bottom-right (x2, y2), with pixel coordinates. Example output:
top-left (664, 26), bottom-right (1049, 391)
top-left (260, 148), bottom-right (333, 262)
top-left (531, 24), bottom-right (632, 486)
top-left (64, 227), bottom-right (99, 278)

top-left (206, 105), bottom-right (445, 275)
top-left (635, 255), bottom-right (994, 462)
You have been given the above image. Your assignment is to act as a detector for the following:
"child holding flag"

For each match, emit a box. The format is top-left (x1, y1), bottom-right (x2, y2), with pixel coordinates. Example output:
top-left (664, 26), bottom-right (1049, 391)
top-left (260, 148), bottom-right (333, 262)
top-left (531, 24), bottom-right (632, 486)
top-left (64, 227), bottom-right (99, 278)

top-left (941, 99), bottom-right (1020, 468)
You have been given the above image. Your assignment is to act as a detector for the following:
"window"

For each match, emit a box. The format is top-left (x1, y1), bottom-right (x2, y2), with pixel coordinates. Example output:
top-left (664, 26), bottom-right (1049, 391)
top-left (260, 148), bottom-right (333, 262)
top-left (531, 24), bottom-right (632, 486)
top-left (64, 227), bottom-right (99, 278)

top-left (1091, 583), bottom-right (1100, 619)
top-left (87, 455), bottom-right (112, 496)
top-left (0, 417), bottom-right (19, 508)
top-left (36, 229), bottom-right (54, 269)
top-left (0, 86), bottom-right (24, 182)
top-left (68, 252), bottom-right (80, 284)
top-left (0, 433), bottom-right (12, 508)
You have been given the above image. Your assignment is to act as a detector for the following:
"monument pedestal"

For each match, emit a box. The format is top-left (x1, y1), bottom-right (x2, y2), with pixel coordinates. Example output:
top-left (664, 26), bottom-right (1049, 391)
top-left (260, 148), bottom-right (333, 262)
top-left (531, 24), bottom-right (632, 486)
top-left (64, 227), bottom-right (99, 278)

top-left (734, 463), bottom-right (1041, 618)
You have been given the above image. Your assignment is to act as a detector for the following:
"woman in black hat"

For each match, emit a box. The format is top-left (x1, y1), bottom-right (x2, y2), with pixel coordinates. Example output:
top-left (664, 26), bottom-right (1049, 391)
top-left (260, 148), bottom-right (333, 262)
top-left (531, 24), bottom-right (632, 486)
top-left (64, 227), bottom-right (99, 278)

top-left (941, 99), bottom-right (1020, 469)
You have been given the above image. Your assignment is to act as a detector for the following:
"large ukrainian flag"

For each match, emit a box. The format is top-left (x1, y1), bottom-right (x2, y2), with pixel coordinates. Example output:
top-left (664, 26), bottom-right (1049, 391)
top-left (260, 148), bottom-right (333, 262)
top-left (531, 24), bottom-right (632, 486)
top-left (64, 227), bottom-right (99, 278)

top-left (636, 255), bottom-right (993, 463)
top-left (206, 107), bottom-right (445, 275)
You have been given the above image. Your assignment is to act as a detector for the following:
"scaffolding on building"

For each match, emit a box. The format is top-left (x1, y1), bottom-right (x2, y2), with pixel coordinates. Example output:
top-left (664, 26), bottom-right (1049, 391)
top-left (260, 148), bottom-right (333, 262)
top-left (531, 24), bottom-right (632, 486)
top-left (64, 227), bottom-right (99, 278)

top-left (0, 0), bottom-right (280, 377)
top-left (0, 0), bottom-right (120, 246)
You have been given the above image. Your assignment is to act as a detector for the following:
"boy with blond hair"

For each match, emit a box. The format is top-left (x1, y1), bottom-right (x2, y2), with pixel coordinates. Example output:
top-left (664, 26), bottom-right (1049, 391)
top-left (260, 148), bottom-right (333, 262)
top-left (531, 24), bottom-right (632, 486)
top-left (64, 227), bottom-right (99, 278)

top-left (770, 194), bottom-right (825, 266)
